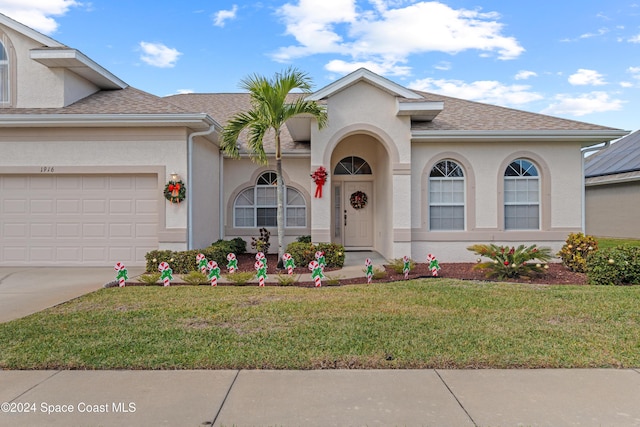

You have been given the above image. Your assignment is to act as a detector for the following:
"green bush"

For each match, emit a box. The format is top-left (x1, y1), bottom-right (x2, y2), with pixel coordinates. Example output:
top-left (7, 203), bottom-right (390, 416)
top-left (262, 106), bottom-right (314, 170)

top-left (138, 272), bottom-right (161, 285)
top-left (285, 242), bottom-right (345, 268)
top-left (251, 228), bottom-right (270, 254)
top-left (557, 233), bottom-right (598, 273)
top-left (586, 246), bottom-right (640, 286)
top-left (145, 238), bottom-right (249, 274)
top-left (467, 243), bottom-right (552, 280)
top-left (296, 235), bottom-right (312, 243)
top-left (224, 271), bottom-right (255, 285)
top-left (182, 271), bottom-right (209, 285)
top-left (389, 258), bottom-right (416, 274)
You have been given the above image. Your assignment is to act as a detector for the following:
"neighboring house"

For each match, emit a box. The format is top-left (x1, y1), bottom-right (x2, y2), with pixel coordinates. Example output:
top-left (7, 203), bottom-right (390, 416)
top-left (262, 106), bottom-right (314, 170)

top-left (585, 130), bottom-right (640, 239)
top-left (0, 13), bottom-right (629, 266)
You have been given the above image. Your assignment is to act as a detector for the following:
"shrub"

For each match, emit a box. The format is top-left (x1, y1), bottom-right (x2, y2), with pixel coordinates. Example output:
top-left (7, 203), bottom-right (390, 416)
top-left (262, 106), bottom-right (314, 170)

top-left (467, 243), bottom-right (552, 280)
top-left (276, 274), bottom-right (299, 286)
top-left (182, 271), bottom-right (208, 285)
top-left (224, 271), bottom-right (255, 285)
top-left (251, 228), bottom-right (271, 254)
top-left (557, 233), bottom-right (598, 273)
top-left (138, 272), bottom-right (161, 285)
top-left (297, 235), bottom-right (312, 243)
top-left (285, 242), bottom-right (345, 268)
top-left (389, 258), bottom-right (416, 274)
top-left (586, 246), bottom-right (640, 286)
top-left (324, 274), bottom-right (343, 286)
top-left (145, 238), bottom-right (249, 274)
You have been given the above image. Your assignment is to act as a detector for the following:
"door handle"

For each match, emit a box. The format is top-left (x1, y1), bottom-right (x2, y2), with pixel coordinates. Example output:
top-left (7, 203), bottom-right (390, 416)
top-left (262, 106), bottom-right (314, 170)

top-left (344, 210), bottom-right (347, 226)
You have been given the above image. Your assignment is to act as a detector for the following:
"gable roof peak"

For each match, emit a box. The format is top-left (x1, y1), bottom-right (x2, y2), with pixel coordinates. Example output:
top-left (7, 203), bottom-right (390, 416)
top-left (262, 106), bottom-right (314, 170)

top-left (308, 67), bottom-right (423, 101)
top-left (0, 12), bottom-right (64, 47)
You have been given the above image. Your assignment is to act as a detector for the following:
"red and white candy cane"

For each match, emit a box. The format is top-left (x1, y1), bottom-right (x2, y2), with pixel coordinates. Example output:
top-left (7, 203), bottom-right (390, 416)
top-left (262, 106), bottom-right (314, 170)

top-left (309, 260), bottom-right (322, 287)
top-left (227, 253), bottom-right (237, 273)
top-left (403, 255), bottom-right (410, 280)
top-left (114, 262), bottom-right (126, 287)
top-left (365, 258), bottom-right (373, 284)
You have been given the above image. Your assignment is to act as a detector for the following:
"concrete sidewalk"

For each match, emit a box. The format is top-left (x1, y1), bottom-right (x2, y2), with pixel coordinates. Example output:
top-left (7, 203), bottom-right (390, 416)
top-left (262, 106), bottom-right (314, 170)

top-left (1, 369), bottom-right (639, 426)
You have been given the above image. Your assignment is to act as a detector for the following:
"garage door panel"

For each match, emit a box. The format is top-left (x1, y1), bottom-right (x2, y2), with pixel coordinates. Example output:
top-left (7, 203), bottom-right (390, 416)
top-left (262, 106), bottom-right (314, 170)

top-left (0, 174), bottom-right (159, 266)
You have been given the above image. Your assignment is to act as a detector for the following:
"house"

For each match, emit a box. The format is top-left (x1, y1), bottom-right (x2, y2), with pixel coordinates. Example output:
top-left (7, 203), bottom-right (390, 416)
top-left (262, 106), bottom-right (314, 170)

top-left (0, 13), bottom-right (629, 266)
top-left (585, 130), bottom-right (640, 239)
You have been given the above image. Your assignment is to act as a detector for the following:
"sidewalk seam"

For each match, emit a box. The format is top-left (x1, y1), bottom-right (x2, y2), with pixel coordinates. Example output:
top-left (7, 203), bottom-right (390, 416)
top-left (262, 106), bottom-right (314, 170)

top-left (434, 369), bottom-right (478, 427)
top-left (8, 370), bottom-right (61, 402)
top-left (209, 370), bottom-right (240, 426)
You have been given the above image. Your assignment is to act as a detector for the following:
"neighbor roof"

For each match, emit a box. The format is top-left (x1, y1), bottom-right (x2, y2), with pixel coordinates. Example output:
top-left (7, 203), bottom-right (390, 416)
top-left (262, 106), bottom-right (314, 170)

top-left (585, 130), bottom-right (640, 178)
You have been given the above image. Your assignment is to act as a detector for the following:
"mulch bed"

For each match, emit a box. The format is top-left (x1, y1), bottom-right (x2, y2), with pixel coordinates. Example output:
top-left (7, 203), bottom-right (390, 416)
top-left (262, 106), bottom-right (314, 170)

top-left (232, 253), bottom-right (587, 286)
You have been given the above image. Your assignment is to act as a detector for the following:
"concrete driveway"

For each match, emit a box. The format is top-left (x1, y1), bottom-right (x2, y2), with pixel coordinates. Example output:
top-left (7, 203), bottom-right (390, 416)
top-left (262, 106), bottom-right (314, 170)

top-left (0, 267), bottom-right (144, 323)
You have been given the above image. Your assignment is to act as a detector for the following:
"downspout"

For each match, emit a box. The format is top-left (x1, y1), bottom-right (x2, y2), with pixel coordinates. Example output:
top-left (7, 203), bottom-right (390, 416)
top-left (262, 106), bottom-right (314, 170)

top-left (187, 123), bottom-right (218, 249)
top-left (581, 141), bottom-right (610, 233)
top-left (219, 152), bottom-right (224, 240)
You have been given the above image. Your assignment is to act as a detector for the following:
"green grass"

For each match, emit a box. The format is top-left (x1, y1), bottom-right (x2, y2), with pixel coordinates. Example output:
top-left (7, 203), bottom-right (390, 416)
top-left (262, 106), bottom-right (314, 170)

top-left (596, 237), bottom-right (640, 250)
top-left (1, 280), bottom-right (639, 370)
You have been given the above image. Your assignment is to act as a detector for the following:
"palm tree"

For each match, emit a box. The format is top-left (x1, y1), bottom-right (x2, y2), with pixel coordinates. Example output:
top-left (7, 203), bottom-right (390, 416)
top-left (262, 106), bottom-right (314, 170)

top-left (221, 67), bottom-right (328, 267)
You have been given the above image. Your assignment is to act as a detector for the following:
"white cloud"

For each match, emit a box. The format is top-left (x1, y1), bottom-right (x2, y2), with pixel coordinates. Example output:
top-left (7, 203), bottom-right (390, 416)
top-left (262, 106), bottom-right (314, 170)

top-left (408, 77), bottom-right (543, 106)
top-left (213, 5), bottom-right (238, 27)
top-left (0, 0), bottom-right (80, 34)
top-left (541, 92), bottom-right (624, 117)
top-left (568, 69), bottom-right (607, 86)
top-left (434, 61), bottom-right (451, 71)
top-left (273, 1), bottom-right (523, 75)
top-left (139, 42), bottom-right (182, 68)
top-left (325, 59), bottom-right (411, 76)
top-left (515, 70), bottom-right (537, 80)
top-left (629, 34), bottom-right (640, 43)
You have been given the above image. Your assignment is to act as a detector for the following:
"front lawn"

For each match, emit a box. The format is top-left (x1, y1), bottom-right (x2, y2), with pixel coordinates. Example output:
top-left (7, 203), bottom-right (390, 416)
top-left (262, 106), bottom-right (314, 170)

top-left (1, 280), bottom-right (638, 369)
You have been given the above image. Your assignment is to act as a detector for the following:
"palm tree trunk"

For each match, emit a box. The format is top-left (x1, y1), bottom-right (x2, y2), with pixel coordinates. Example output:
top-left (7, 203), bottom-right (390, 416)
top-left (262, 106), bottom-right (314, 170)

top-left (275, 131), bottom-right (285, 269)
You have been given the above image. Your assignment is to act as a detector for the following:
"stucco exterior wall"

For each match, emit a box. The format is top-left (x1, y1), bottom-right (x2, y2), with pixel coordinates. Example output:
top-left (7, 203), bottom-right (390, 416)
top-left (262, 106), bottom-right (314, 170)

top-left (0, 127), bottom-right (189, 245)
top-left (191, 136), bottom-right (221, 249)
top-left (410, 140), bottom-right (583, 262)
top-left (586, 181), bottom-right (640, 238)
top-left (223, 156), bottom-right (312, 251)
top-left (1, 25), bottom-right (98, 108)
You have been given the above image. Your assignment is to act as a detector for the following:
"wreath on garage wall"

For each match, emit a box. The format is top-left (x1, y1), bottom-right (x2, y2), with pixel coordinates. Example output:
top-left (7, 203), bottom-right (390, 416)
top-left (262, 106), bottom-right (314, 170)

top-left (164, 180), bottom-right (186, 204)
top-left (350, 191), bottom-right (368, 210)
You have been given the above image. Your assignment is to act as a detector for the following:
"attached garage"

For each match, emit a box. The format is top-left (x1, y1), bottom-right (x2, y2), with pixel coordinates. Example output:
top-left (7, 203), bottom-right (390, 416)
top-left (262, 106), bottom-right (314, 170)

top-left (0, 173), bottom-right (159, 266)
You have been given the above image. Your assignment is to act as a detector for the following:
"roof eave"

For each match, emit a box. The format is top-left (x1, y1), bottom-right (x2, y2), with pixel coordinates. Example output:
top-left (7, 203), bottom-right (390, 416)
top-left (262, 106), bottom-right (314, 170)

top-left (30, 48), bottom-right (127, 90)
top-left (0, 113), bottom-right (220, 132)
top-left (411, 130), bottom-right (630, 143)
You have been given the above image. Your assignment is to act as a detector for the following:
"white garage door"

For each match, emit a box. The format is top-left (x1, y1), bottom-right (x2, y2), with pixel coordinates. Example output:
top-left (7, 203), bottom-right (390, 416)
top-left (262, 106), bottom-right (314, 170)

top-left (0, 174), bottom-right (159, 266)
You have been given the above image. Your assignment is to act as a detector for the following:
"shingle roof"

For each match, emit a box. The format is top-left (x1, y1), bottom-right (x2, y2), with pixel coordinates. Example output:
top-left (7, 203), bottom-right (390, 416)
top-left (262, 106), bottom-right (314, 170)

top-left (164, 93), bottom-right (310, 152)
top-left (0, 87), bottom-right (192, 115)
top-left (409, 91), bottom-right (618, 131)
top-left (585, 130), bottom-right (640, 177)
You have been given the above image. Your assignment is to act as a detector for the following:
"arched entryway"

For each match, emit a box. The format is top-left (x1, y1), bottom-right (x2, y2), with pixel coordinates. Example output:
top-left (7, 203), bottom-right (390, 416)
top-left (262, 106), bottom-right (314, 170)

top-left (330, 133), bottom-right (392, 251)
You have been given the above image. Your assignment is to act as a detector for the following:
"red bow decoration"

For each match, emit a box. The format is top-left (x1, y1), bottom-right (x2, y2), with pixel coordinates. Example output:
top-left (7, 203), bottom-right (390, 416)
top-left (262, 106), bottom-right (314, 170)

top-left (311, 166), bottom-right (328, 198)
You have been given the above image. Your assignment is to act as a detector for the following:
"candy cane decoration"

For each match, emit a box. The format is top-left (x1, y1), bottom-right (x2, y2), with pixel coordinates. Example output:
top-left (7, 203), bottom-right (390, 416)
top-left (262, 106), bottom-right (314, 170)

top-left (226, 253), bottom-right (237, 274)
top-left (365, 258), bottom-right (373, 284)
top-left (207, 260), bottom-right (220, 286)
top-left (315, 251), bottom-right (326, 270)
top-left (158, 261), bottom-right (173, 286)
top-left (309, 260), bottom-right (323, 287)
top-left (282, 253), bottom-right (296, 275)
top-left (196, 253), bottom-right (208, 274)
top-left (403, 256), bottom-right (411, 280)
top-left (255, 260), bottom-right (267, 287)
top-left (427, 254), bottom-right (441, 277)
top-left (114, 262), bottom-right (128, 287)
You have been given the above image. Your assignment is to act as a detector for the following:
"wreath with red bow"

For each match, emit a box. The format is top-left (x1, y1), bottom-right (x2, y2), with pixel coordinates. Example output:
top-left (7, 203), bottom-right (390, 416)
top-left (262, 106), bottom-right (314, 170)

top-left (350, 191), bottom-right (368, 209)
top-left (164, 180), bottom-right (186, 204)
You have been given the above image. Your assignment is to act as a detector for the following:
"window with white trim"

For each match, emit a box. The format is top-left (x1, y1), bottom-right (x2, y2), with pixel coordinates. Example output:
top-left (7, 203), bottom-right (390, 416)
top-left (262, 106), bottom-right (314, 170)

top-left (429, 160), bottom-right (465, 230)
top-left (0, 41), bottom-right (9, 105)
top-left (234, 172), bottom-right (306, 228)
top-left (504, 159), bottom-right (539, 230)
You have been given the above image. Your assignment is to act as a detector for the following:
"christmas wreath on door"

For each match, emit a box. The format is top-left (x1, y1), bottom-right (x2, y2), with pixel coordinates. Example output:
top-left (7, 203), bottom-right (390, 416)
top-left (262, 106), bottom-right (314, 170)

top-left (350, 191), bottom-right (368, 209)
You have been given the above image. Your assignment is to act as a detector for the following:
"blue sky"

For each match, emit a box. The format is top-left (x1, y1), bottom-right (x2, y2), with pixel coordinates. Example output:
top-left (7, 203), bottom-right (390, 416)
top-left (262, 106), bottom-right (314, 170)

top-left (1, 0), bottom-right (639, 132)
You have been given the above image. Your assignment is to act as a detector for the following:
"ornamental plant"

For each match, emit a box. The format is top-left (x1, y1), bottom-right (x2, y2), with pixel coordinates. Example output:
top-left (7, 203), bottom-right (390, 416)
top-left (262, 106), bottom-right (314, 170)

top-left (467, 243), bottom-right (552, 280)
top-left (557, 233), bottom-right (598, 273)
top-left (586, 246), bottom-right (640, 286)
top-left (285, 242), bottom-right (345, 268)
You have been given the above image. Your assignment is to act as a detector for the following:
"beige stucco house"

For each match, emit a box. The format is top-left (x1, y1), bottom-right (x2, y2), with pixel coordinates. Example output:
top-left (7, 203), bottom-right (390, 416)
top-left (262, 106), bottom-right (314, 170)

top-left (585, 130), bottom-right (640, 239)
top-left (0, 13), bottom-right (629, 266)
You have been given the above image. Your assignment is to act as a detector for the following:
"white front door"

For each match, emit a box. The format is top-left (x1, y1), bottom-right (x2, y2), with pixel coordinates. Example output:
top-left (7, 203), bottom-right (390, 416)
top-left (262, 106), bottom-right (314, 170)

top-left (343, 181), bottom-right (373, 247)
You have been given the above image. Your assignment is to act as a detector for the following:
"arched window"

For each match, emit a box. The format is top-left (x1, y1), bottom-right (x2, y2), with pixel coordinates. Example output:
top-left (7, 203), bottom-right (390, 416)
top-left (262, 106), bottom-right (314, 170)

top-left (429, 160), bottom-right (465, 230)
top-left (0, 41), bottom-right (9, 104)
top-left (504, 159), bottom-right (539, 230)
top-left (234, 172), bottom-right (306, 228)
top-left (334, 156), bottom-right (372, 175)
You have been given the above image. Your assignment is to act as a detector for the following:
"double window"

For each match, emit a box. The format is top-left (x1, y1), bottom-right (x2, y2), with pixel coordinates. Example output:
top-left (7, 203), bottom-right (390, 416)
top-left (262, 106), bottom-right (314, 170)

top-left (504, 159), bottom-right (540, 230)
top-left (429, 160), bottom-right (465, 230)
top-left (234, 172), bottom-right (306, 228)
top-left (0, 40), bottom-right (10, 105)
